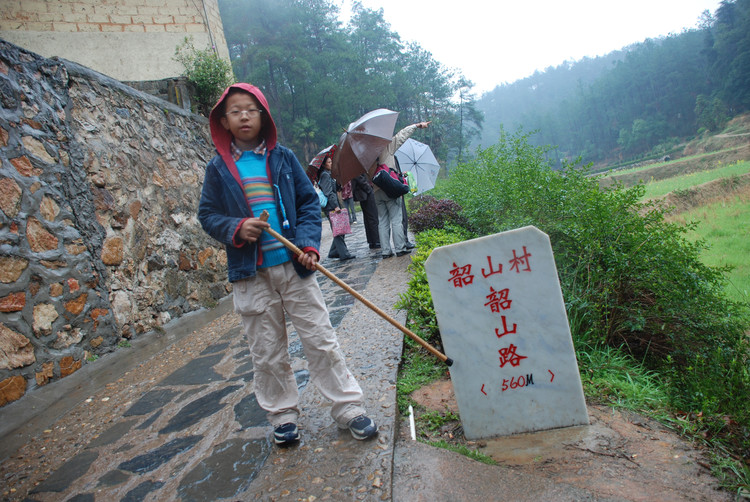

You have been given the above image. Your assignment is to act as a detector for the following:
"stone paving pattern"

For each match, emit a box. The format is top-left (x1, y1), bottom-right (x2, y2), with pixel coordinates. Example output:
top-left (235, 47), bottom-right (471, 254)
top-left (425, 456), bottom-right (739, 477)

top-left (0, 220), bottom-right (409, 501)
top-left (1, 219), bottom-right (651, 502)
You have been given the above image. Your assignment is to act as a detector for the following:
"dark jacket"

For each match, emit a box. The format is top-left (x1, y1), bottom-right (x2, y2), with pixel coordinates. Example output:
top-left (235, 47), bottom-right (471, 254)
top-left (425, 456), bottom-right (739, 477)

top-left (317, 170), bottom-right (339, 214)
top-left (198, 83), bottom-right (321, 282)
top-left (350, 174), bottom-right (373, 202)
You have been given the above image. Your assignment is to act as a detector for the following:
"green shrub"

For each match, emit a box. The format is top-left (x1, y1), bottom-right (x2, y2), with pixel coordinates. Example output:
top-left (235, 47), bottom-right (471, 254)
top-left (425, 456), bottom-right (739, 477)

top-left (407, 196), bottom-right (469, 233)
top-left (435, 129), bottom-right (748, 369)
top-left (174, 36), bottom-right (235, 116)
top-left (395, 226), bottom-right (474, 348)
top-left (407, 128), bottom-right (749, 466)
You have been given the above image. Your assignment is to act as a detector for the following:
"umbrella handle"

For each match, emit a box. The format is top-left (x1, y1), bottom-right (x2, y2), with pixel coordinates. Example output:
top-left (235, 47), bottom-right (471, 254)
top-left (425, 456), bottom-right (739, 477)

top-left (258, 210), bottom-right (452, 366)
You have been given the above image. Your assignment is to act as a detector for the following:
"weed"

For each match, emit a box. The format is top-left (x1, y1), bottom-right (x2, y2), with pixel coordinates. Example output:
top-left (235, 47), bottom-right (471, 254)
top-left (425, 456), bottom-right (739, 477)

top-left (118, 340), bottom-right (132, 348)
top-left (173, 36), bottom-right (234, 116)
top-left (417, 410), bottom-right (460, 432)
top-left (424, 440), bottom-right (497, 465)
top-left (396, 345), bottom-right (446, 414)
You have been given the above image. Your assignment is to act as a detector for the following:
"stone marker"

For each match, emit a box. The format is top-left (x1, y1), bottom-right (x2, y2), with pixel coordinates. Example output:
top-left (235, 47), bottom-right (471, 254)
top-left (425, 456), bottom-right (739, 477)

top-left (424, 226), bottom-right (588, 439)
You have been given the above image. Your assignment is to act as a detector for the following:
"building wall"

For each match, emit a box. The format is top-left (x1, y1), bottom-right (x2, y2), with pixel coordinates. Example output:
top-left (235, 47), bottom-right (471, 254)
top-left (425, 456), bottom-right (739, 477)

top-left (0, 40), bottom-right (228, 407)
top-left (0, 0), bottom-right (230, 82)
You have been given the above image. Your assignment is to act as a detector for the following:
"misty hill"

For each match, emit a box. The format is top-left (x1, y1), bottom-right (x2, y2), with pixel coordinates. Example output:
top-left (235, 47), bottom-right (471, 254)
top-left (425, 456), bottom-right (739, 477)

top-left (473, 0), bottom-right (750, 168)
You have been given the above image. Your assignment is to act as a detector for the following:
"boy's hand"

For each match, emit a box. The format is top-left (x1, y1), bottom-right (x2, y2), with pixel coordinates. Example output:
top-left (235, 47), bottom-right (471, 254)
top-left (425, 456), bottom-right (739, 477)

top-left (238, 217), bottom-right (270, 243)
top-left (297, 250), bottom-right (318, 271)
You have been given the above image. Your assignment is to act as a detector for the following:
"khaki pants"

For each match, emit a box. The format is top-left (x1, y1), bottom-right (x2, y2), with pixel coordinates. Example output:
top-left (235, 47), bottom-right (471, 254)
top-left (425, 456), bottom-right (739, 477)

top-left (374, 189), bottom-right (405, 255)
top-left (232, 261), bottom-right (365, 427)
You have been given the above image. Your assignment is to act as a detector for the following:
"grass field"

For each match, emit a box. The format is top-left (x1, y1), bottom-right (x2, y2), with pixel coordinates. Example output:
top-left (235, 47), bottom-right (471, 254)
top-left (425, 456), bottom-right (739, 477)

top-left (640, 158), bottom-right (750, 304)
top-left (669, 194), bottom-right (750, 304)
top-left (641, 160), bottom-right (750, 199)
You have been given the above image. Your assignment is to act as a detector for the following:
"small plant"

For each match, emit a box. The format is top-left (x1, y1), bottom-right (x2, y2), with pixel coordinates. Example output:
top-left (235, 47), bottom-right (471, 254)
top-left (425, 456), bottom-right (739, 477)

top-left (426, 440), bottom-right (497, 465)
top-left (418, 410), bottom-right (461, 432)
top-left (408, 197), bottom-right (468, 233)
top-left (118, 339), bottom-right (132, 348)
top-left (86, 353), bottom-right (99, 362)
top-left (174, 36), bottom-right (235, 116)
top-left (396, 347), bottom-right (446, 414)
top-left (395, 226), bottom-right (473, 348)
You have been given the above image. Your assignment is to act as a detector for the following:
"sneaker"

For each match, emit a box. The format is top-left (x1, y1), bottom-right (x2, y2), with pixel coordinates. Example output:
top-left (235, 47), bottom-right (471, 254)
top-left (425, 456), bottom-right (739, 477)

top-left (405, 242), bottom-right (416, 249)
top-left (396, 249), bottom-right (412, 257)
top-left (273, 423), bottom-right (300, 445)
top-left (345, 415), bottom-right (378, 440)
top-left (381, 253), bottom-right (394, 259)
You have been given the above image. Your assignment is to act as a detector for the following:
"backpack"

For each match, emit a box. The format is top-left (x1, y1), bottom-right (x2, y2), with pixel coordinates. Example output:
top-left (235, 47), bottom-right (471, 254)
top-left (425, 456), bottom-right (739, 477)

top-left (314, 185), bottom-right (328, 208)
top-left (372, 164), bottom-right (409, 199)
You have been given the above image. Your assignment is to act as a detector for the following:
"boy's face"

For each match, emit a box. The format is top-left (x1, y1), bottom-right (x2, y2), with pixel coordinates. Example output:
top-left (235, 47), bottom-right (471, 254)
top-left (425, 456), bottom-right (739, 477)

top-left (220, 92), bottom-right (264, 150)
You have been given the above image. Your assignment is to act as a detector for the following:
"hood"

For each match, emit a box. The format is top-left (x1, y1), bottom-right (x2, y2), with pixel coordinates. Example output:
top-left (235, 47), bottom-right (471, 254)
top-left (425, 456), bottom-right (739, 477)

top-left (209, 83), bottom-right (278, 165)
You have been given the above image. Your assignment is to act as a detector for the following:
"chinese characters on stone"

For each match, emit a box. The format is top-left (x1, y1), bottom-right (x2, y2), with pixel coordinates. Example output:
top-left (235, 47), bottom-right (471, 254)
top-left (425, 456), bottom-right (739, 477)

top-left (448, 246), bottom-right (534, 391)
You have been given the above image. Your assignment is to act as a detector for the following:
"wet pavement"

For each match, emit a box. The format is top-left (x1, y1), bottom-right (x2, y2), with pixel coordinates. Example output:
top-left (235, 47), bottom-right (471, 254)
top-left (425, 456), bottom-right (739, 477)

top-left (0, 217), bottom-right (622, 501)
top-left (0, 218), bottom-right (407, 501)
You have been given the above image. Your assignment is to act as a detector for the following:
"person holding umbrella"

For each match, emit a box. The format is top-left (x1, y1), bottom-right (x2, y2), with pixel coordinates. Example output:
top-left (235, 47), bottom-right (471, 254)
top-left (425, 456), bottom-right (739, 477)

top-left (339, 180), bottom-right (357, 224)
top-left (373, 121), bottom-right (430, 258)
top-left (198, 83), bottom-right (377, 446)
top-left (318, 156), bottom-right (355, 261)
top-left (350, 173), bottom-right (380, 249)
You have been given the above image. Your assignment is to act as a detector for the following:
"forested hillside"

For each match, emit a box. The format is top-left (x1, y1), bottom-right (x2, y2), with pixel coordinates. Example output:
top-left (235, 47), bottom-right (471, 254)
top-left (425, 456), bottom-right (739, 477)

top-left (475, 0), bottom-right (750, 167)
top-left (216, 0), bottom-right (749, 171)
top-left (217, 0), bottom-right (483, 165)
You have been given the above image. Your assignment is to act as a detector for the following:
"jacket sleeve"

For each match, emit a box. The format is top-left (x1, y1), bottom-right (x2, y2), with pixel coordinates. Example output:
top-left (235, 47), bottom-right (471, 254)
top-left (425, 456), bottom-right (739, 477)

top-left (388, 124), bottom-right (418, 157)
top-left (318, 171), bottom-right (338, 213)
top-left (198, 160), bottom-right (248, 247)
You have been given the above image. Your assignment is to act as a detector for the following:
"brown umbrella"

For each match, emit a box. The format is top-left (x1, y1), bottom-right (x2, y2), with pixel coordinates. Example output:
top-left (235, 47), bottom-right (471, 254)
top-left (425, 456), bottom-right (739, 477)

top-left (307, 144), bottom-right (337, 183)
top-left (331, 108), bottom-right (399, 186)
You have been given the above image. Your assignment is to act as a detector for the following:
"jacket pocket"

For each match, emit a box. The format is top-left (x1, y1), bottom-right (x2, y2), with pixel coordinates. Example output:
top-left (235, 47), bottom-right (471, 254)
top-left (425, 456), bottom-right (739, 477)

top-left (232, 277), bottom-right (268, 316)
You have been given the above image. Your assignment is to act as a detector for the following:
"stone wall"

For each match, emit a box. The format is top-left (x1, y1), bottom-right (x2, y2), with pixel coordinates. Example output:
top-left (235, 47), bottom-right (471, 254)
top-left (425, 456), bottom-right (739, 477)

top-left (0, 0), bottom-right (229, 82)
top-left (0, 40), bottom-right (228, 407)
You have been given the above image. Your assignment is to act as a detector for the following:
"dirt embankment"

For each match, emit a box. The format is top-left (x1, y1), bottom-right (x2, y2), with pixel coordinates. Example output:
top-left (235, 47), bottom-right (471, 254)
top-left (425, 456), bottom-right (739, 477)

top-left (407, 378), bottom-right (732, 501)
top-left (599, 114), bottom-right (750, 190)
top-left (648, 172), bottom-right (750, 215)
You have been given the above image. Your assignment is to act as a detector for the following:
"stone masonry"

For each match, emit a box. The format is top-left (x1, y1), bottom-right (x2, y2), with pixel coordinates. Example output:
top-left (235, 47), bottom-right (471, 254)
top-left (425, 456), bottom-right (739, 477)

top-left (0, 40), bottom-right (227, 407)
top-left (0, 0), bottom-right (229, 83)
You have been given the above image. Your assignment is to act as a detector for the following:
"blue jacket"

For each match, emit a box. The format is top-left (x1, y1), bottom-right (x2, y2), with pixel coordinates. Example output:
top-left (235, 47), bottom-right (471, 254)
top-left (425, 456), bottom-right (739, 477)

top-left (198, 83), bottom-right (321, 282)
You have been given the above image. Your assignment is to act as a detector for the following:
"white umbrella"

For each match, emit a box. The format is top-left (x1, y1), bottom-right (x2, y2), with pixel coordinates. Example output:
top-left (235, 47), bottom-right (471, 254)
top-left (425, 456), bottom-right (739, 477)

top-left (395, 138), bottom-right (440, 195)
top-left (331, 108), bottom-right (399, 186)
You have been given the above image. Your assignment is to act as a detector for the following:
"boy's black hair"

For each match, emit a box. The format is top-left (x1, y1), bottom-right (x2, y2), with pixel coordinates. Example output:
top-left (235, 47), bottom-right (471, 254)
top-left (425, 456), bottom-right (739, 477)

top-left (217, 86), bottom-right (269, 134)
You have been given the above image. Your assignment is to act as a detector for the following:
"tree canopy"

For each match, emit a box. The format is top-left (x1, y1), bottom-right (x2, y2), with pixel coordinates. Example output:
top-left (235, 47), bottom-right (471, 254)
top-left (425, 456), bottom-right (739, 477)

top-left (218, 0), bottom-right (483, 167)
top-left (474, 0), bottom-right (750, 167)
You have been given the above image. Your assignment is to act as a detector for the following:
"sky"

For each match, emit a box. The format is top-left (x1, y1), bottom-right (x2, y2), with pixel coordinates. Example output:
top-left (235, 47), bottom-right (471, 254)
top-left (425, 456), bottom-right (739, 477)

top-left (338, 0), bottom-right (722, 94)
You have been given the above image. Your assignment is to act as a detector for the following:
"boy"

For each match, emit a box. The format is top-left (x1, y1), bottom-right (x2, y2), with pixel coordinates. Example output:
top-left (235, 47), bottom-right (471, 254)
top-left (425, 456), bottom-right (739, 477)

top-left (198, 83), bottom-right (377, 445)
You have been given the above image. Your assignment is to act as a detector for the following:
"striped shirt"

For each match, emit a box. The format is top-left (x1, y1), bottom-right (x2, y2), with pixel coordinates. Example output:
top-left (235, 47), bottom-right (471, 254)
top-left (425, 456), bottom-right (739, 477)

top-left (233, 141), bottom-right (288, 268)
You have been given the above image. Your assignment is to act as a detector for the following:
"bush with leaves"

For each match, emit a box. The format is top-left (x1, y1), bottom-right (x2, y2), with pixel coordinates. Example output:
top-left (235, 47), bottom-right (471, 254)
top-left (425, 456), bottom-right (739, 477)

top-left (405, 128), bottom-right (749, 462)
top-left (395, 226), bottom-right (474, 348)
top-left (174, 36), bottom-right (235, 116)
top-left (407, 196), bottom-right (469, 233)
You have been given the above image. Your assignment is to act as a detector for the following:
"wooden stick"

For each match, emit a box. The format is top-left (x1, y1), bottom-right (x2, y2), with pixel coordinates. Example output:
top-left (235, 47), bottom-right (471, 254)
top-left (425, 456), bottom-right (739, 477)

top-left (259, 210), bottom-right (452, 365)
